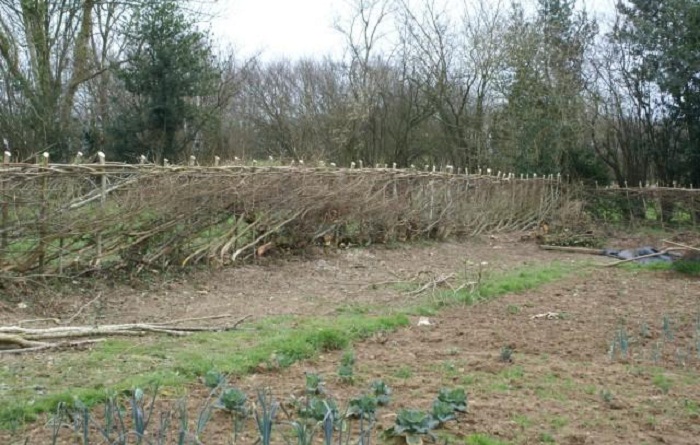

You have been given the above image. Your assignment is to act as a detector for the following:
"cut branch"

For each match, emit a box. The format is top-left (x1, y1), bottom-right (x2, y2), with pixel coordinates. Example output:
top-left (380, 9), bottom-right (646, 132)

top-left (0, 314), bottom-right (251, 354)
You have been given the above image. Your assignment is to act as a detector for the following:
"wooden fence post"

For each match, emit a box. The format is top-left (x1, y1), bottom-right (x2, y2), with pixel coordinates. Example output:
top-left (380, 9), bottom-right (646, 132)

top-left (2, 151), bottom-right (9, 248)
top-left (96, 151), bottom-right (106, 264)
top-left (1, 151), bottom-right (9, 267)
top-left (38, 152), bottom-right (49, 271)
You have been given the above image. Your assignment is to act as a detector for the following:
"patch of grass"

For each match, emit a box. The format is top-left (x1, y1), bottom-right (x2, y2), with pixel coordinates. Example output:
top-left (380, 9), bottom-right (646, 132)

top-left (465, 433), bottom-right (511, 445)
top-left (393, 366), bottom-right (413, 379)
top-left (672, 259), bottom-right (700, 276)
top-left (550, 416), bottom-right (568, 430)
top-left (475, 262), bottom-right (582, 300)
top-left (652, 373), bottom-right (672, 394)
top-left (583, 384), bottom-right (597, 395)
top-left (619, 261), bottom-right (673, 272)
top-left (0, 313), bottom-right (409, 429)
top-left (489, 381), bottom-right (512, 393)
top-left (440, 360), bottom-right (460, 377)
top-left (407, 261), bottom-right (584, 313)
top-left (539, 432), bottom-right (556, 443)
top-left (506, 304), bottom-right (521, 315)
top-left (512, 414), bottom-right (534, 429)
top-left (335, 303), bottom-right (374, 315)
top-left (684, 399), bottom-right (699, 416)
top-left (500, 365), bottom-right (524, 380)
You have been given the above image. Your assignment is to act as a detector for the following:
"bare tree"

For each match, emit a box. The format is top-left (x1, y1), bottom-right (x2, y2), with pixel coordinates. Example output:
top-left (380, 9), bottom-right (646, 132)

top-left (0, 0), bottom-right (100, 159)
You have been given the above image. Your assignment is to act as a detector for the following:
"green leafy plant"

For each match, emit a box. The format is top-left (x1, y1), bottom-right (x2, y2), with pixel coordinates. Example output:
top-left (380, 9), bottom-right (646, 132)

top-left (337, 349), bottom-right (356, 383)
top-left (431, 400), bottom-right (456, 424)
top-left (287, 420), bottom-right (317, 445)
top-left (437, 387), bottom-right (468, 412)
top-left (600, 389), bottom-right (614, 405)
top-left (384, 409), bottom-right (439, 443)
top-left (216, 387), bottom-right (248, 415)
top-left (299, 397), bottom-right (339, 422)
top-left (304, 372), bottom-right (324, 395)
top-left (203, 369), bottom-right (225, 389)
top-left (499, 346), bottom-right (514, 363)
top-left (370, 380), bottom-right (392, 406)
top-left (347, 394), bottom-right (378, 420)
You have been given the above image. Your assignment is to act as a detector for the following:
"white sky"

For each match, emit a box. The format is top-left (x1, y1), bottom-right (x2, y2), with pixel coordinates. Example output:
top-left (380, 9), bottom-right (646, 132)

top-left (209, 0), bottom-right (617, 60)
top-left (210, 0), bottom-right (347, 60)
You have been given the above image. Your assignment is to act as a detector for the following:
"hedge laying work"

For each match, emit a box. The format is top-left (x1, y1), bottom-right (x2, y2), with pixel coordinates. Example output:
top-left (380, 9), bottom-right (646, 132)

top-left (0, 156), bottom-right (566, 282)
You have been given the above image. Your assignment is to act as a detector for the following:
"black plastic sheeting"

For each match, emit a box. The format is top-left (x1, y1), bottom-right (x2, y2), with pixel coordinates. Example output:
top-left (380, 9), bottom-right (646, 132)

top-left (603, 246), bottom-right (674, 264)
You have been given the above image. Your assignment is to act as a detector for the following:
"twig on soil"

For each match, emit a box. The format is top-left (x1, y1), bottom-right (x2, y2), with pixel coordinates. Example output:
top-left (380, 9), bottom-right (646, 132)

top-left (406, 273), bottom-right (455, 296)
top-left (64, 292), bottom-right (102, 325)
top-left (0, 337), bottom-right (104, 355)
top-left (157, 313), bottom-right (249, 325)
top-left (539, 245), bottom-right (605, 255)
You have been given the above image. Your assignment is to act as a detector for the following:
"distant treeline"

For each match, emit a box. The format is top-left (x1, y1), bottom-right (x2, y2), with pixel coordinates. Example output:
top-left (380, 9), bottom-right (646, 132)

top-left (0, 0), bottom-right (698, 188)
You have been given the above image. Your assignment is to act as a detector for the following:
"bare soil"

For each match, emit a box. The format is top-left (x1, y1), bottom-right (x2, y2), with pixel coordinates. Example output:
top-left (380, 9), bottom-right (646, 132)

top-left (3, 233), bottom-right (700, 445)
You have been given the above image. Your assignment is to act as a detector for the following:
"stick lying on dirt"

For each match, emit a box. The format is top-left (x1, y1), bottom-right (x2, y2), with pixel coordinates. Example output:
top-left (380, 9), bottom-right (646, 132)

top-left (662, 239), bottom-right (700, 253)
top-left (0, 335), bottom-right (104, 355)
top-left (538, 245), bottom-right (605, 255)
top-left (406, 273), bottom-right (455, 296)
top-left (0, 314), bottom-right (251, 354)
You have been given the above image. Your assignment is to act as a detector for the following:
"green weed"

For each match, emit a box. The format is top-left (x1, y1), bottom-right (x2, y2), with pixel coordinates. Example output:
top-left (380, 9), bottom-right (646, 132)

top-left (652, 373), bottom-right (672, 394)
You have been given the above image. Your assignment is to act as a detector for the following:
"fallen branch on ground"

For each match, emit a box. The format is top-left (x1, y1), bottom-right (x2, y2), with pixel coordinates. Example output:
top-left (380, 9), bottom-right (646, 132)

top-left (0, 314), bottom-right (251, 354)
top-left (661, 240), bottom-right (700, 253)
top-left (0, 335), bottom-right (104, 354)
top-left (539, 245), bottom-right (605, 255)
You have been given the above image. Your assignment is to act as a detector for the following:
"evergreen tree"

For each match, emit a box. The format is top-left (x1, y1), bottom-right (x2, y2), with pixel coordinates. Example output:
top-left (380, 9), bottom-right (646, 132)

top-left (108, 0), bottom-right (219, 163)
top-left (616, 0), bottom-right (700, 185)
top-left (502, 0), bottom-right (605, 181)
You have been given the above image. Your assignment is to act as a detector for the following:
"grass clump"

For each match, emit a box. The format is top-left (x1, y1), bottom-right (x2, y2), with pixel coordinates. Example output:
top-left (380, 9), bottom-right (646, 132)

top-left (338, 349), bottom-right (356, 384)
top-left (672, 257), bottom-right (700, 276)
top-left (423, 261), bottom-right (583, 309)
top-left (652, 373), bottom-right (673, 394)
top-left (465, 433), bottom-right (511, 445)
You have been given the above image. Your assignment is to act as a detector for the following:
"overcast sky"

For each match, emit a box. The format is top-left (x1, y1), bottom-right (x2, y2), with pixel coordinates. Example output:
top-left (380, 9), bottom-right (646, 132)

top-left (209, 0), bottom-right (617, 60)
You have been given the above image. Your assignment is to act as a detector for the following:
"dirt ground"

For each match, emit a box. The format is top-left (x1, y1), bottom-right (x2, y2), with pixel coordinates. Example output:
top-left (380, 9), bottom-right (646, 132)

top-left (0, 234), bottom-right (583, 326)
top-left (3, 233), bottom-right (700, 444)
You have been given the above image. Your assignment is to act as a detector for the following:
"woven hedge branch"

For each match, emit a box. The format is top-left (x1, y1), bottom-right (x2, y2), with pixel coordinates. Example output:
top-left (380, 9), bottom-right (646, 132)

top-left (0, 165), bottom-right (566, 280)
